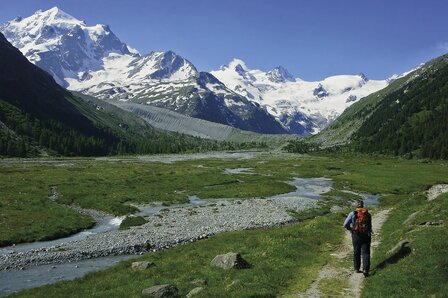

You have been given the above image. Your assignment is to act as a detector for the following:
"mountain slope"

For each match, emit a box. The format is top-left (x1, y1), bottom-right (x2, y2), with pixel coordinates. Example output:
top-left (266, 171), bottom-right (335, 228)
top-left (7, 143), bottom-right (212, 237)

top-left (0, 32), bottom-right (256, 157)
top-left (313, 54), bottom-right (448, 159)
top-left (114, 101), bottom-right (297, 146)
top-left (129, 72), bottom-right (287, 134)
top-left (211, 59), bottom-right (389, 134)
top-left (0, 31), bottom-right (123, 156)
top-left (1, 7), bottom-right (287, 134)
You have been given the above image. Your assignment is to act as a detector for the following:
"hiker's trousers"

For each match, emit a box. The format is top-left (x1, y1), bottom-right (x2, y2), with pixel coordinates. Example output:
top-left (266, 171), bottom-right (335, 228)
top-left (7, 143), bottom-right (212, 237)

top-left (351, 232), bottom-right (371, 272)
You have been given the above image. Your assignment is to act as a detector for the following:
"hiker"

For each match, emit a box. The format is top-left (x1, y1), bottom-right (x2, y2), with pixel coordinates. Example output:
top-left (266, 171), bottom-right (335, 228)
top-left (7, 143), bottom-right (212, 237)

top-left (343, 200), bottom-right (372, 277)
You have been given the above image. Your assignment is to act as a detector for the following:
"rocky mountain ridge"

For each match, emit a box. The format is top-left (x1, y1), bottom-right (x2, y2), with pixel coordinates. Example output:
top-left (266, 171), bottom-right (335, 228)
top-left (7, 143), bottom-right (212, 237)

top-left (1, 7), bottom-right (397, 135)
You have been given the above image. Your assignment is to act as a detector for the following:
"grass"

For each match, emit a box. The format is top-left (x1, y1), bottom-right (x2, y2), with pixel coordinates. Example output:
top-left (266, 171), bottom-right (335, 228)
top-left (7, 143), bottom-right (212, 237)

top-left (0, 175), bottom-right (94, 246)
top-left (9, 211), bottom-right (346, 298)
top-left (1, 153), bottom-right (447, 246)
top-left (286, 197), bottom-right (339, 222)
top-left (1, 153), bottom-right (448, 297)
top-left (119, 216), bottom-right (148, 230)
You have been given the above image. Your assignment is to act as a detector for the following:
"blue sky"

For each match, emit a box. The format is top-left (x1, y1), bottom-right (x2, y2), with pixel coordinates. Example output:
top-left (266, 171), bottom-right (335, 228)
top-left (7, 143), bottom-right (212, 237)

top-left (1, 0), bottom-right (447, 81)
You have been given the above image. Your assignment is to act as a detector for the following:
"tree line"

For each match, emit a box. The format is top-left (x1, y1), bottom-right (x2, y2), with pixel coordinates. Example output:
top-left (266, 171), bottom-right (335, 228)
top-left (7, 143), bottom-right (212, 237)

top-left (0, 100), bottom-right (267, 158)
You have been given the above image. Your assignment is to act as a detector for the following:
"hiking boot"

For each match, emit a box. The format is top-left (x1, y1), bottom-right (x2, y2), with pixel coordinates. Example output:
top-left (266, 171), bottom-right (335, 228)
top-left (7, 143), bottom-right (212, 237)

top-left (363, 271), bottom-right (369, 277)
top-left (354, 270), bottom-right (361, 273)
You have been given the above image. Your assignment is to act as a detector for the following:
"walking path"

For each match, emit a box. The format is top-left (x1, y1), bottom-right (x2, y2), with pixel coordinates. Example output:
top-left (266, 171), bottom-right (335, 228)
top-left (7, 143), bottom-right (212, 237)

top-left (298, 208), bottom-right (391, 298)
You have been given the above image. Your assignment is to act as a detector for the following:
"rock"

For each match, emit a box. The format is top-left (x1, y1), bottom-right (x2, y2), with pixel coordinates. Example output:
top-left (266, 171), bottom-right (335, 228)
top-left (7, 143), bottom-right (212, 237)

top-left (190, 278), bottom-right (208, 286)
top-left (211, 252), bottom-right (250, 269)
top-left (387, 240), bottom-right (410, 256)
top-left (142, 284), bottom-right (178, 297)
top-left (186, 287), bottom-right (204, 297)
top-left (403, 211), bottom-right (420, 225)
top-left (419, 220), bottom-right (443, 226)
top-left (132, 261), bottom-right (155, 270)
top-left (426, 184), bottom-right (448, 201)
top-left (377, 239), bottom-right (412, 270)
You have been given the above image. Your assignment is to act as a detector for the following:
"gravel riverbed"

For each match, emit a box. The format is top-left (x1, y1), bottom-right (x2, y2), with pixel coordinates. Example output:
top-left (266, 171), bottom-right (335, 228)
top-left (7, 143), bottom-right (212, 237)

top-left (0, 196), bottom-right (317, 271)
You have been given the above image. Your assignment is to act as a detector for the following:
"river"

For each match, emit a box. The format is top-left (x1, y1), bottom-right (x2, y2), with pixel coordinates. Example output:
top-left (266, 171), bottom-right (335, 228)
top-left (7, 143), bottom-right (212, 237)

top-left (0, 177), bottom-right (380, 296)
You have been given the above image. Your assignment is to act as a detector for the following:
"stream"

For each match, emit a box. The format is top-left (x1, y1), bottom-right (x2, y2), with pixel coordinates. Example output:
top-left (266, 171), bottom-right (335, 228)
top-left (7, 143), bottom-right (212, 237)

top-left (0, 216), bottom-right (121, 256)
top-left (0, 255), bottom-right (136, 296)
top-left (0, 177), bottom-right (380, 296)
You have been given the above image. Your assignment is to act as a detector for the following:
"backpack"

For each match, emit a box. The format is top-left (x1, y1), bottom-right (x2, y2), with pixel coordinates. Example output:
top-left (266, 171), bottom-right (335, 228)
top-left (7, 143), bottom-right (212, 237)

top-left (353, 208), bottom-right (369, 234)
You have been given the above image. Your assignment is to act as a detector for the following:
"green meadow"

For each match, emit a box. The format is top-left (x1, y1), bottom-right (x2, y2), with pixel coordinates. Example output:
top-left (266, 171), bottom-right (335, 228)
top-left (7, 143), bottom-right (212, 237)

top-left (1, 153), bottom-right (447, 297)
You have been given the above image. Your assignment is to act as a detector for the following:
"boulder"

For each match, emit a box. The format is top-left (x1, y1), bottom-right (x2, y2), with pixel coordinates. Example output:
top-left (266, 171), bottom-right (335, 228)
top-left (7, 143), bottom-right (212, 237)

top-left (132, 261), bottom-right (154, 270)
top-left (419, 220), bottom-right (443, 226)
top-left (211, 252), bottom-right (250, 269)
top-left (142, 284), bottom-right (178, 297)
top-left (377, 240), bottom-right (411, 270)
top-left (186, 287), bottom-right (204, 297)
top-left (387, 240), bottom-right (410, 256)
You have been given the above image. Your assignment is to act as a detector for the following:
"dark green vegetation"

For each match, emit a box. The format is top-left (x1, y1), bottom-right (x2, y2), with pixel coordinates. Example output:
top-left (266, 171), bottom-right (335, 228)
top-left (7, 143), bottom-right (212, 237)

top-left (5, 153), bottom-right (447, 297)
top-left (119, 216), bottom-right (148, 230)
top-left (0, 199), bottom-right (94, 247)
top-left (283, 140), bottom-right (320, 153)
top-left (311, 54), bottom-right (448, 160)
top-left (0, 33), bottom-right (265, 157)
top-left (10, 212), bottom-right (346, 298)
top-left (354, 56), bottom-right (448, 159)
top-left (363, 193), bottom-right (448, 297)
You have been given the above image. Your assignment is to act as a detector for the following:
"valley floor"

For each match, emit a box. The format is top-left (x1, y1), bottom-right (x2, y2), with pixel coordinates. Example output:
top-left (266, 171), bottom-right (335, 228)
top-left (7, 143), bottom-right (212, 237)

top-left (0, 152), bottom-right (447, 297)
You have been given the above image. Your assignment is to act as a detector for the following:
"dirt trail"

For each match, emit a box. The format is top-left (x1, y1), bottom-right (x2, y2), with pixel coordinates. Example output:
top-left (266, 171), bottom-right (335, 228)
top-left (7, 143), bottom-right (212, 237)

top-left (298, 208), bottom-right (391, 298)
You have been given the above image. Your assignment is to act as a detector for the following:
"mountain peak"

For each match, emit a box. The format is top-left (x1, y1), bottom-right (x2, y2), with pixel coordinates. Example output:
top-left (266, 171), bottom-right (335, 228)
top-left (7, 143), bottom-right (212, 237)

top-left (34, 6), bottom-right (81, 24)
top-left (47, 6), bottom-right (64, 14)
top-left (0, 7), bottom-right (134, 87)
top-left (358, 72), bottom-right (368, 82)
top-left (228, 58), bottom-right (249, 72)
top-left (267, 66), bottom-right (296, 83)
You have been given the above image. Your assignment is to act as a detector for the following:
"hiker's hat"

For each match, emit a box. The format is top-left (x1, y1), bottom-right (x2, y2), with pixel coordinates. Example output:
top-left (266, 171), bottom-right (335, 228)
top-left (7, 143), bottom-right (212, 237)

top-left (356, 200), bottom-right (364, 208)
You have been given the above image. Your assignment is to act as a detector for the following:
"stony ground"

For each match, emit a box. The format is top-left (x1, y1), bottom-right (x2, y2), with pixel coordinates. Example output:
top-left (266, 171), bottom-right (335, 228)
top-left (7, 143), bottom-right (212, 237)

top-left (0, 196), bottom-right (316, 270)
top-left (426, 184), bottom-right (448, 201)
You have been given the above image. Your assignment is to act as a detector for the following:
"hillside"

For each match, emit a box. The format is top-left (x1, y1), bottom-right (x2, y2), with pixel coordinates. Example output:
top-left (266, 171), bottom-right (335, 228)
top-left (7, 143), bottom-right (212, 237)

top-left (0, 33), bottom-right (258, 157)
top-left (0, 31), bottom-right (123, 156)
top-left (312, 54), bottom-right (448, 159)
top-left (0, 7), bottom-right (288, 135)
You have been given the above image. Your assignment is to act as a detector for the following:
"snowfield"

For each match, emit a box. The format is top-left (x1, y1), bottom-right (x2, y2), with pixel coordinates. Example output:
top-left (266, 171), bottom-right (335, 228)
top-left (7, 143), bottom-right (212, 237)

top-left (211, 59), bottom-right (389, 133)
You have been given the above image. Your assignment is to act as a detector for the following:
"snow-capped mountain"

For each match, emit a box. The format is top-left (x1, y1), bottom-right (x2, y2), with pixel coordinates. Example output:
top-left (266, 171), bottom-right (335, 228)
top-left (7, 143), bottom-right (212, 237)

top-left (0, 7), bottom-right (286, 134)
top-left (211, 59), bottom-right (389, 134)
top-left (1, 7), bottom-right (393, 135)
top-left (0, 7), bottom-right (139, 87)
